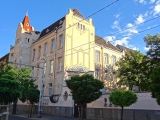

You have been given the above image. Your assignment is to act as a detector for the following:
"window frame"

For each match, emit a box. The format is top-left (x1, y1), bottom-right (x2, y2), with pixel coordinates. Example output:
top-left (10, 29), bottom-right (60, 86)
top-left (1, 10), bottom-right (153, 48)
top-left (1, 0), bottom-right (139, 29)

top-left (95, 50), bottom-right (100, 62)
top-left (95, 69), bottom-right (100, 79)
top-left (38, 46), bottom-right (41, 58)
top-left (32, 49), bottom-right (36, 61)
top-left (51, 39), bottom-right (55, 52)
top-left (48, 83), bottom-right (52, 96)
top-left (50, 60), bottom-right (54, 74)
top-left (58, 57), bottom-right (62, 72)
top-left (44, 43), bottom-right (48, 55)
top-left (59, 35), bottom-right (63, 49)
top-left (104, 53), bottom-right (108, 64)
top-left (112, 55), bottom-right (116, 65)
top-left (44, 62), bottom-right (46, 74)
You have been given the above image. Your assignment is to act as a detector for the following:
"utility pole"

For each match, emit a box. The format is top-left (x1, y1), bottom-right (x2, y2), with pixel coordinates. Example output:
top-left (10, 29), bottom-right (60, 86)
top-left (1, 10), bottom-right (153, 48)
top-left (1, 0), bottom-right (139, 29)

top-left (38, 58), bottom-right (45, 118)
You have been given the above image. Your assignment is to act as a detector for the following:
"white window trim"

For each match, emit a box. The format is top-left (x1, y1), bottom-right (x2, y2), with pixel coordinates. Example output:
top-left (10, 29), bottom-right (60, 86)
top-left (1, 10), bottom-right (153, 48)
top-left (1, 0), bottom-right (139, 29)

top-left (51, 39), bottom-right (55, 52)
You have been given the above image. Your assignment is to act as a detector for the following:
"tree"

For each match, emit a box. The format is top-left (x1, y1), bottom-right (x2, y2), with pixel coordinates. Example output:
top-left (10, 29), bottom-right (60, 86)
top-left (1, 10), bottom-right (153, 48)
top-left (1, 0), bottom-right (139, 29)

top-left (0, 65), bottom-right (22, 104)
top-left (144, 33), bottom-right (160, 68)
top-left (109, 90), bottom-right (137, 120)
top-left (117, 51), bottom-right (148, 91)
top-left (27, 86), bottom-right (40, 118)
top-left (150, 64), bottom-right (160, 105)
top-left (66, 74), bottom-right (104, 120)
top-left (14, 67), bottom-right (40, 117)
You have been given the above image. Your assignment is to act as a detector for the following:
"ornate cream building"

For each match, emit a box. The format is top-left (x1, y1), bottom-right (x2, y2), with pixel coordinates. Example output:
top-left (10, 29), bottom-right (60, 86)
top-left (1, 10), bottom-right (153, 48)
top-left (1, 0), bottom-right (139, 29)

top-left (8, 8), bottom-right (129, 107)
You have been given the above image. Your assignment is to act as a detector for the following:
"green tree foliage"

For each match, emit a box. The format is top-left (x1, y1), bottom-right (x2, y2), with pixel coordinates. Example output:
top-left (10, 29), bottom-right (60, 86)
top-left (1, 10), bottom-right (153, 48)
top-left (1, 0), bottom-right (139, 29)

top-left (16, 68), bottom-right (40, 117)
top-left (150, 65), bottom-right (160, 105)
top-left (144, 34), bottom-right (160, 67)
top-left (144, 34), bottom-right (160, 105)
top-left (66, 74), bottom-right (104, 120)
top-left (0, 65), bottom-right (22, 104)
top-left (109, 90), bottom-right (137, 120)
top-left (117, 51), bottom-right (148, 91)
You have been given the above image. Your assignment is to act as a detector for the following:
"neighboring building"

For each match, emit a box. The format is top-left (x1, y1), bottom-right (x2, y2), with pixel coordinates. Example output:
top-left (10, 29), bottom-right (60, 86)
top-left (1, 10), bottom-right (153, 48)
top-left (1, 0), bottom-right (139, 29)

top-left (0, 53), bottom-right (9, 65)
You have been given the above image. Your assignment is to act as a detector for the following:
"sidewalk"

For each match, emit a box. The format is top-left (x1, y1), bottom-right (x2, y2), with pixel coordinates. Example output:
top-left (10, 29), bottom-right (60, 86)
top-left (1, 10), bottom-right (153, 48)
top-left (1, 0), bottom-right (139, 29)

top-left (9, 114), bottom-right (79, 120)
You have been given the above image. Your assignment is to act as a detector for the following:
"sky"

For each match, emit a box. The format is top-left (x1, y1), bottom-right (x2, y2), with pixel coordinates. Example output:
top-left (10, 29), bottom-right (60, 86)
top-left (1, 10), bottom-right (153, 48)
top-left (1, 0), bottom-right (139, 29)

top-left (0, 0), bottom-right (160, 58)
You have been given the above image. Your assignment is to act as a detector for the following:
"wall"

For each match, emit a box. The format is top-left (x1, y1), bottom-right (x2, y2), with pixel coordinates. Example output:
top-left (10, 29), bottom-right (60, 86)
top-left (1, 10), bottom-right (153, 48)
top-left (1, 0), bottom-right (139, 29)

top-left (87, 108), bottom-right (160, 120)
top-left (88, 92), bottom-right (160, 110)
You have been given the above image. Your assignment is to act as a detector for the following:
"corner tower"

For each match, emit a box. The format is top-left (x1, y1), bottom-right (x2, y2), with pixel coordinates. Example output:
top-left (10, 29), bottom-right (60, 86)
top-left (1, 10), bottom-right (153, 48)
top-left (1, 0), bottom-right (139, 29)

top-left (22, 13), bottom-right (33, 32)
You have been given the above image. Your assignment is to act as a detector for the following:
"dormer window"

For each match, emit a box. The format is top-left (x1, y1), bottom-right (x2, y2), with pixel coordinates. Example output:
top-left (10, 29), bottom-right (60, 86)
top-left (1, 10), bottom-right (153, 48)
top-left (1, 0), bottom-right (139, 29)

top-left (46, 29), bottom-right (49, 33)
top-left (59, 20), bottom-right (63, 24)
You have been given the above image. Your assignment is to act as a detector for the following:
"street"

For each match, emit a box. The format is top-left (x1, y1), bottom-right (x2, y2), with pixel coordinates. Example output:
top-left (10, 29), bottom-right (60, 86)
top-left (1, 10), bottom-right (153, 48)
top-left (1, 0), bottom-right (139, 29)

top-left (3, 115), bottom-right (78, 120)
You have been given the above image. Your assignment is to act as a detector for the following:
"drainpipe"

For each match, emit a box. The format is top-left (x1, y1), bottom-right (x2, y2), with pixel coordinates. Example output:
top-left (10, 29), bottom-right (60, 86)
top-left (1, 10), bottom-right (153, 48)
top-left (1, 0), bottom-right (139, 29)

top-left (101, 46), bottom-right (104, 81)
top-left (53, 27), bottom-right (58, 95)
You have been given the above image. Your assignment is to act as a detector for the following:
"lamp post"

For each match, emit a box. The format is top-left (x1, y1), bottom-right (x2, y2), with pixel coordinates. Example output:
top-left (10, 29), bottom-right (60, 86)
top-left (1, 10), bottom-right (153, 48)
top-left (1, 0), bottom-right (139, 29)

top-left (38, 58), bottom-right (45, 118)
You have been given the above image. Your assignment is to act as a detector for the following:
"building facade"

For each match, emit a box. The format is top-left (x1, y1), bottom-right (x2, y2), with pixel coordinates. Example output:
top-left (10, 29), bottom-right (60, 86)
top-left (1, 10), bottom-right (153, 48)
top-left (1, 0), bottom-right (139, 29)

top-left (8, 8), bottom-right (128, 107)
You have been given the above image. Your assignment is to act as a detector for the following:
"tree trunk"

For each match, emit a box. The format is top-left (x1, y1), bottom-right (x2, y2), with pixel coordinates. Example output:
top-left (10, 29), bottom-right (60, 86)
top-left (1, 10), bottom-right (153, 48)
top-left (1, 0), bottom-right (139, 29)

top-left (121, 106), bottom-right (124, 120)
top-left (81, 106), bottom-right (83, 120)
top-left (12, 102), bottom-right (17, 114)
top-left (82, 103), bottom-right (87, 120)
top-left (29, 104), bottom-right (33, 118)
top-left (0, 107), bottom-right (2, 120)
top-left (78, 105), bottom-right (81, 120)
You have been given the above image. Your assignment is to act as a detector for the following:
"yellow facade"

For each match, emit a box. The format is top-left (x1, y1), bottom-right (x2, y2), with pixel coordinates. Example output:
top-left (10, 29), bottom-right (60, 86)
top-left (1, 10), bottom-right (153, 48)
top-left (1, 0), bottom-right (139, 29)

top-left (8, 8), bottom-right (129, 97)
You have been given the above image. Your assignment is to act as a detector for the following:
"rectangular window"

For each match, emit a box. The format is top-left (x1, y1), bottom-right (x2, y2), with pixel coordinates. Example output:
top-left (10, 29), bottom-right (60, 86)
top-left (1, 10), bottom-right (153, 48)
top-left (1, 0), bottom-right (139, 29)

top-left (36, 65), bottom-right (39, 77)
top-left (104, 53), bottom-right (108, 64)
top-left (10, 54), bottom-right (14, 62)
top-left (59, 35), bottom-right (63, 48)
top-left (44, 43), bottom-right (47, 55)
top-left (48, 83), bottom-right (52, 96)
top-left (95, 51), bottom-right (100, 62)
top-left (58, 57), bottom-right (62, 72)
top-left (38, 46), bottom-right (41, 58)
top-left (50, 60), bottom-right (54, 74)
top-left (32, 67), bottom-right (34, 77)
top-left (32, 49), bottom-right (35, 61)
top-left (112, 55), bottom-right (116, 65)
top-left (44, 62), bottom-right (46, 74)
top-left (95, 69), bottom-right (99, 79)
top-left (51, 39), bottom-right (55, 52)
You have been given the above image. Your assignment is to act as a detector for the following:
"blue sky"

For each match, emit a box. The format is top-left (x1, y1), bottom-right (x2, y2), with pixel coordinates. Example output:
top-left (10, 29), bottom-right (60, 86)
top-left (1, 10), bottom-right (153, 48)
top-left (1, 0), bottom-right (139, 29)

top-left (0, 0), bottom-right (160, 57)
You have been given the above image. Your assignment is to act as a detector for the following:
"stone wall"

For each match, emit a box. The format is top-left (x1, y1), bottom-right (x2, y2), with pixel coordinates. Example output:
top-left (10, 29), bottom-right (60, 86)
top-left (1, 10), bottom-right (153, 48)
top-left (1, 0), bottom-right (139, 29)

top-left (10, 105), bottom-right (73, 118)
top-left (87, 108), bottom-right (160, 120)
top-left (10, 105), bottom-right (160, 120)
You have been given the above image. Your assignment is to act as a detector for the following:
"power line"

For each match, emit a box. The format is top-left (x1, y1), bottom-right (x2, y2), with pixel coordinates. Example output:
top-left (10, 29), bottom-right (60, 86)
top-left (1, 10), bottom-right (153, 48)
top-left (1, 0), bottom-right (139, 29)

top-left (106, 15), bottom-right (160, 36)
top-left (9, 24), bottom-right (160, 68)
top-left (11, 0), bottom-right (119, 56)
top-left (43, 24), bottom-right (160, 60)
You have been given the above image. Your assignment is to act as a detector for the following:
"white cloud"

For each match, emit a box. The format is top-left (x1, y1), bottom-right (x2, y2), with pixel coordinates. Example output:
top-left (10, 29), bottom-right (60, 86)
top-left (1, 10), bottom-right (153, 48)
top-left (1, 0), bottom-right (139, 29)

top-left (126, 23), bottom-right (133, 28)
top-left (112, 20), bottom-right (121, 30)
top-left (126, 23), bottom-right (138, 34)
top-left (153, 4), bottom-right (160, 15)
top-left (104, 36), bottom-right (116, 42)
top-left (137, 0), bottom-right (147, 4)
top-left (135, 14), bottom-right (145, 24)
top-left (150, 0), bottom-right (155, 4)
top-left (126, 45), bottom-right (139, 50)
top-left (114, 13), bottom-right (121, 18)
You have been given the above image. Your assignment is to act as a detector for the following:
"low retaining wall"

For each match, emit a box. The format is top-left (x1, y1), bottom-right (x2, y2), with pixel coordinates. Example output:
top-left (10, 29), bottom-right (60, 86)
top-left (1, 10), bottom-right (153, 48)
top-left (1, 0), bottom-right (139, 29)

top-left (87, 108), bottom-right (160, 120)
top-left (10, 105), bottom-right (160, 120)
top-left (10, 105), bottom-right (73, 118)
